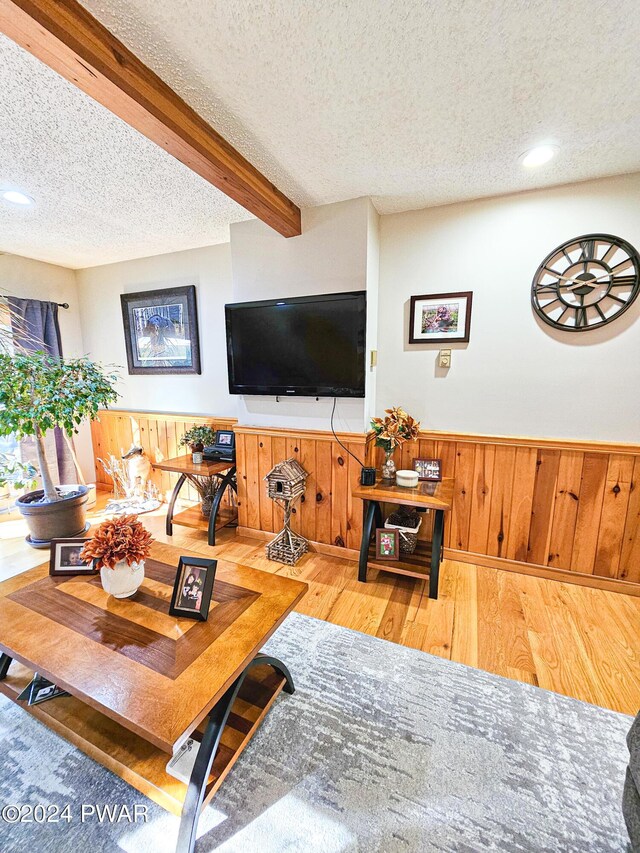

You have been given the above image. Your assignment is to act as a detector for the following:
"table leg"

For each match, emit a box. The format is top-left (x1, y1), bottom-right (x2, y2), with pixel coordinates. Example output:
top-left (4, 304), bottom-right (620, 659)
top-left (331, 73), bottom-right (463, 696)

top-left (166, 474), bottom-right (187, 537)
top-left (207, 467), bottom-right (237, 547)
top-left (429, 509), bottom-right (444, 600)
top-left (0, 654), bottom-right (12, 681)
top-left (175, 653), bottom-right (294, 853)
top-left (358, 500), bottom-right (378, 583)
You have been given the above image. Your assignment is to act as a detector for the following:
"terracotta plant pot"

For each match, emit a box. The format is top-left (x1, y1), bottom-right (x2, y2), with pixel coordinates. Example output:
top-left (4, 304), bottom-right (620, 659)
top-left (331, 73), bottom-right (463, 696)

top-left (100, 560), bottom-right (145, 599)
top-left (16, 485), bottom-right (89, 547)
top-left (191, 443), bottom-right (204, 464)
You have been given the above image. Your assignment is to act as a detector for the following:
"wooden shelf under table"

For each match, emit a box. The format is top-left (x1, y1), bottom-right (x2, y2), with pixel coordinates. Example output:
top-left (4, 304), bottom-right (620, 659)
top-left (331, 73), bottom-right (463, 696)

top-left (367, 538), bottom-right (433, 580)
top-left (0, 660), bottom-right (285, 817)
top-left (172, 504), bottom-right (237, 533)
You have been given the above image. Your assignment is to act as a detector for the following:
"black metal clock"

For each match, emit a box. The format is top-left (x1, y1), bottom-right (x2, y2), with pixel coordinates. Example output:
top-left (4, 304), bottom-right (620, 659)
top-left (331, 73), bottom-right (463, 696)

top-left (531, 233), bottom-right (640, 331)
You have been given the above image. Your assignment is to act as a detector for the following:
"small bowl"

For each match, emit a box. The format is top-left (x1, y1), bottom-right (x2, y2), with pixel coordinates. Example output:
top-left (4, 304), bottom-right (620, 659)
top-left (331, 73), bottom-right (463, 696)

top-left (396, 470), bottom-right (419, 488)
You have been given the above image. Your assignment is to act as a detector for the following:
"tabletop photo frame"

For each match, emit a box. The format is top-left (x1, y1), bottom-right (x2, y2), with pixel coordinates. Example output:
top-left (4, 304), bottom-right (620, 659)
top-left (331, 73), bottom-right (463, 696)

top-left (375, 529), bottom-right (400, 560)
top-left (49, 538), bottom-right (97, 576)
top-left (169, 556), bottom-right (217, 621)
top-left (413, 458), bottom-right (443, 482)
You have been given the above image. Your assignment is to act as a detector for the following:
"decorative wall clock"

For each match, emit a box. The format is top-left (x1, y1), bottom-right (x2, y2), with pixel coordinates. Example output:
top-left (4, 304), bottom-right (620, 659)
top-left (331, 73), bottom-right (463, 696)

top-left (531, 233), bottom-right (640, 331)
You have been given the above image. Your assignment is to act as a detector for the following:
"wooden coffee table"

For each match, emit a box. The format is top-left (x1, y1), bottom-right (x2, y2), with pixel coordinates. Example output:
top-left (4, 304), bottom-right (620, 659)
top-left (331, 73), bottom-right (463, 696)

top-left (0, 542), bottom-right (306, 852)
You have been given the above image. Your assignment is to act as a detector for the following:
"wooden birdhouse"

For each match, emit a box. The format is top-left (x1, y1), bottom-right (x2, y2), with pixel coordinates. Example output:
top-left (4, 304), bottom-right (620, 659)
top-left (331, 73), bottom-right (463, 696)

top-left (265, 458), bottom-right (309, 565)
top-left (265, 458), bottom-right (307, 502)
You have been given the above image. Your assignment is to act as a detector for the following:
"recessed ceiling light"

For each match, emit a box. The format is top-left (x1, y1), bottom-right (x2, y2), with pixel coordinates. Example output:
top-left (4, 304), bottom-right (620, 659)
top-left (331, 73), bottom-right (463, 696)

top-left (520, 145), bottom-right (558, 168)
top-left (1, 189), bottom-right (34, 206)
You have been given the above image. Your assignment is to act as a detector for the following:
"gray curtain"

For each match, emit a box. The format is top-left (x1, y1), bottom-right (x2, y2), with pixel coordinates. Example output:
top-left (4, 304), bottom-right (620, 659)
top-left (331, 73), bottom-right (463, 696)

top-left (8, 296), bottom-right (76, 485)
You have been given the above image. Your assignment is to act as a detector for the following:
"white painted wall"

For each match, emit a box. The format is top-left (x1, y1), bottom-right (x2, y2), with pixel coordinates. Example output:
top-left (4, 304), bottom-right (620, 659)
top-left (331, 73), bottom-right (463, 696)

top-left (0, 253), bottom-right (94, 479)
top-left (230, 197), bottom-right (373, 432)
top-left (377, 173), bottom-right (640, 441)
top-left (76, 243), bottom-right (235, 424)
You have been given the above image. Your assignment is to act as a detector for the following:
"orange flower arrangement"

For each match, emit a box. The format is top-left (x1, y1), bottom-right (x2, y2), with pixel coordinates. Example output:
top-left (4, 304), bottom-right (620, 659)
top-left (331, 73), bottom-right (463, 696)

top-left (81, 514), bottom-right (153, 569)
top-left (371, 407), bottom-right (421, 452)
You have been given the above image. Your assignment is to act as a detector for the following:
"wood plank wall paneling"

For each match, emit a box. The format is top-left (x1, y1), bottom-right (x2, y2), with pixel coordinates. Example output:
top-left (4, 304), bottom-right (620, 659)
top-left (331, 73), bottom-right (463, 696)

top-left (90, 415), bottom-right (640, 592)
top-left (91, 410), bottom-right (237, 503)
top-left (235, 426), bottom-right (368, 553)
top-left (371, 430), bottom-right (640, 589)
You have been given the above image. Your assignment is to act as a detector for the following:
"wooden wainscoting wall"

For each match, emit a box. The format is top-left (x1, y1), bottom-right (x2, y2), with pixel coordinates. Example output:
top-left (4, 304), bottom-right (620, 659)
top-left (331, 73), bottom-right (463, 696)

top-left (90, 413), bottom-right (640, 594)
top-left (234, 426), bottom-right (368, 557)
top-left (370, 431), bottom-right (640, 593)
top-left (91, 409), bottom-right (237, 502)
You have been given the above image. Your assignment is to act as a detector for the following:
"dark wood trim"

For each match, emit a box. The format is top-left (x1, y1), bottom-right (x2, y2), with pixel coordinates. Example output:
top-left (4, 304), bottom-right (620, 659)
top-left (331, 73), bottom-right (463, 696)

top-left (0, 0), bottom-right (301, 237)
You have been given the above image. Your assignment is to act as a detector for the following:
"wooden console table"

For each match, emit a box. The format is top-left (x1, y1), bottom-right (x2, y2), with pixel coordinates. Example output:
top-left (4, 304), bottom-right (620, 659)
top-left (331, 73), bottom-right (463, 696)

top-left (152, 455), bottom-right (237, 546)
top-left (352, 478), bottom-right (454, 599)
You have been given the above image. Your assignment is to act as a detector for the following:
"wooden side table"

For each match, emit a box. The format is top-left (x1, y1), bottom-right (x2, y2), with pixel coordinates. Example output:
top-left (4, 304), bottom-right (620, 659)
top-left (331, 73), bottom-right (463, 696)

top-left (352, 477), bottom-right (454, 599)
top-left (152, 455), bottom-right (237, 546)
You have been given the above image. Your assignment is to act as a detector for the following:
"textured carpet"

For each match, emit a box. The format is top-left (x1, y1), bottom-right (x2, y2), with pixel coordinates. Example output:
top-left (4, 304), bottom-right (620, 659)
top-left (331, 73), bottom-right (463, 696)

top-left (0, 612), bottom-right (632, 852)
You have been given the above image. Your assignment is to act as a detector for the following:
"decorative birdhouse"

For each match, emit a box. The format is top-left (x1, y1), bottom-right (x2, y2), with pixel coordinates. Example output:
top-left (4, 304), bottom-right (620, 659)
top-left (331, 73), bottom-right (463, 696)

top-left (265, 458), bottom-right (307, 502)
top-left (265, 458), bottom-right (308, 565)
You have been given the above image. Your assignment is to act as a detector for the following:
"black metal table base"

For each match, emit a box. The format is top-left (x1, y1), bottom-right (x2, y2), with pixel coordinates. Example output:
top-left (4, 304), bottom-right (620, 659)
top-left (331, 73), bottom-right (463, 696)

top-left (0, 653), bottom-right (12, 681)
top-left (358, 499), bottom-right (445, 599)
top-left (166, 466), bottom-right (237, 546)
top-left (176, 653), bottom-right (294, 853)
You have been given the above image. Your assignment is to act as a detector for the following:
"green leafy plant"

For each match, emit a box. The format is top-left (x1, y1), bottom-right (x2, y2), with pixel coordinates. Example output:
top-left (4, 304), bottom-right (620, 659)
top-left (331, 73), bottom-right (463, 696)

top-left (0, 352), bottom-right (119, 503)
top-left (179, 425), bottom-right (216, 450)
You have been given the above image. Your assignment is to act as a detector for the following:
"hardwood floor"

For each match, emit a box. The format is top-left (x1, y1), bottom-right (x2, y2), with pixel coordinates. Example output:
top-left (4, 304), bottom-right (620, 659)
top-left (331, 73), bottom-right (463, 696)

top-left (1, 493), bottom-right (639, 716)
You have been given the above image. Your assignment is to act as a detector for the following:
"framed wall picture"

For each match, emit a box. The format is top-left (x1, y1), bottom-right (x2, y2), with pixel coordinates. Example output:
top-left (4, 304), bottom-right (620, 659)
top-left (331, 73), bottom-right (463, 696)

top-left (375, 529), bottom-right (400, 560)
top-left (49, 538), bottom-right (96, 576)
top-left (409, 291), bottom-right (472, 344)
top-left (413, 458), bottom-right (442, 482)
top-left (169, 556), bottom-right (217, 621)
top-left (120, 285), bottom-right (201, 375)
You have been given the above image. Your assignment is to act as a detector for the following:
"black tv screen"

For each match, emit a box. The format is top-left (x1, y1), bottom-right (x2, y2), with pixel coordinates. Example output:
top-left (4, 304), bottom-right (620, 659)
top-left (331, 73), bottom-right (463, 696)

top-left (225, 291), bottom-right (366, 397)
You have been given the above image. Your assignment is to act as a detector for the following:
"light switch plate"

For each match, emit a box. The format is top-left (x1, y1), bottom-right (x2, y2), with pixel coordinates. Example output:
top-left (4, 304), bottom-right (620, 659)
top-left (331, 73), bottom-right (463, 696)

top-left (438, 349), bottom-right (451, 368)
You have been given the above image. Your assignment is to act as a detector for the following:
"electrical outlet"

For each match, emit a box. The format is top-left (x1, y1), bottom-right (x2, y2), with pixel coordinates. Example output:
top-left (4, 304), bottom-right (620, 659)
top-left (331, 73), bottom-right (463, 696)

top-left (438, 349), bottom-right (451, 368)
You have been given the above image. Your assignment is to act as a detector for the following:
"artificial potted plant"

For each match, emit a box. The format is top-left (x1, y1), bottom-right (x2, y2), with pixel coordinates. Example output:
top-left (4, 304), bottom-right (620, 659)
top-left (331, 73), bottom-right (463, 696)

top-left (0, 351), bottom-right (118, 545)
top-left (179, 424), bottom-right (216, 464)
top-left (370, 407), bottom-right (421, 481)
top-left (81, 514), bottom-right (153, 599)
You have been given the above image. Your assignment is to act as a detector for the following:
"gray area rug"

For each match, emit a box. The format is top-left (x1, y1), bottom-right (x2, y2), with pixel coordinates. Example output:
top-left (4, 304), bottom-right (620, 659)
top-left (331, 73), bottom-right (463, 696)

top-left (0, 612), bottom-right (632, 852)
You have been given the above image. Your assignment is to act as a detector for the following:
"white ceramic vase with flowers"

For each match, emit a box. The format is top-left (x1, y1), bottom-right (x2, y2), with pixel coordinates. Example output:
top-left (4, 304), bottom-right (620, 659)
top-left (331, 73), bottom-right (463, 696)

top-left (81, 514), bottom-right (153, 599)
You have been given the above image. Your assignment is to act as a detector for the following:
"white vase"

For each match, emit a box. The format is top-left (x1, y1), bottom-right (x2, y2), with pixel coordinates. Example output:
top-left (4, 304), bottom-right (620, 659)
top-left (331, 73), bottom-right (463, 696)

top-left (100, 560), bottom-right (145, 599)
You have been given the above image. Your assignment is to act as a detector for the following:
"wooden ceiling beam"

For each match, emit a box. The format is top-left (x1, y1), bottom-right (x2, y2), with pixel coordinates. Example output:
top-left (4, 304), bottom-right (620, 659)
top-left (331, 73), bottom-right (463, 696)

top-left (0, 0), bottom-right (302, 237)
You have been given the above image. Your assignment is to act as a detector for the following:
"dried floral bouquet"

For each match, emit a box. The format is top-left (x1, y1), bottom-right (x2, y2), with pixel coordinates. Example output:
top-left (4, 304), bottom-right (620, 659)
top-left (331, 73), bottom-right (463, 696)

top-left (81, 514), bottom-right (153, 569)
top-left (370, 407), bottom-right (421, 452)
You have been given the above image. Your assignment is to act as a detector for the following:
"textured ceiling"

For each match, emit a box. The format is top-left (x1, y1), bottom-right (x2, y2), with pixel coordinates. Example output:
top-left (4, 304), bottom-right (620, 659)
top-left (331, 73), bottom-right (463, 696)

top-left (2, 2), bottom-right (640, 269)
top-left (78, 0), bottom-right (640, 214)
top-left (0, 34), bottom-right (250, 268)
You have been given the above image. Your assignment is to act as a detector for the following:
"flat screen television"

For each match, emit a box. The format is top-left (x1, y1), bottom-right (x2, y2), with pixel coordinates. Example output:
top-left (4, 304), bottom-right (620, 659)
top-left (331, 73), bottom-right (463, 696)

top-left (225, 291), bottom-right (366, 397)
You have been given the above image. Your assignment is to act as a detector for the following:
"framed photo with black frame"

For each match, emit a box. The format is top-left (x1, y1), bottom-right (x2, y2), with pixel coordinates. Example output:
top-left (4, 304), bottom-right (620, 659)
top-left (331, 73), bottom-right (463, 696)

top-left (120, 285), bottom-right (201, 375)
top-left (409, 291), bottom-right (472, 345)
top-left (169, 557), bottom-right (217, 621)
top-left (49, 538), bottom-right (97, 576)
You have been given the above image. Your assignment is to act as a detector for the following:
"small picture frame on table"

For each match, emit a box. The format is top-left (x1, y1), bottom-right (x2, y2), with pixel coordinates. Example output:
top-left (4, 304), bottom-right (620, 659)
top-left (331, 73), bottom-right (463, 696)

top-left (375, 529), bottom-right (400, 561)
top-left (413, 458), bottom-right (442, 482)
top-left (49, 538), bottom-right (96, 576)
top-left (169, 557), bottom-right (217, 621)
